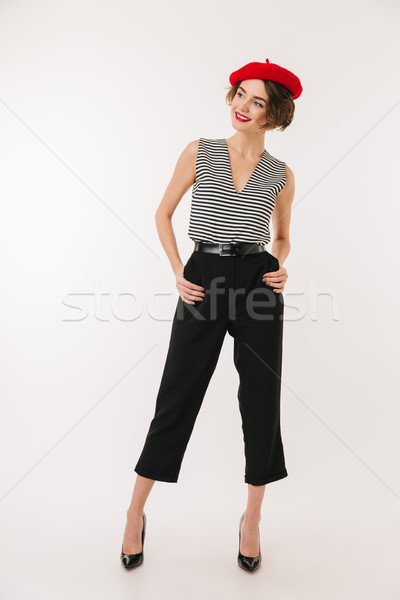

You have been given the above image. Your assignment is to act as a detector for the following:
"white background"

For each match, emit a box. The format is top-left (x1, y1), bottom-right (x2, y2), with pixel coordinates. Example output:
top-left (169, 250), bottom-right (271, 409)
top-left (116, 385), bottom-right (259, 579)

top-left (1, 0), bottom-right (399, 598)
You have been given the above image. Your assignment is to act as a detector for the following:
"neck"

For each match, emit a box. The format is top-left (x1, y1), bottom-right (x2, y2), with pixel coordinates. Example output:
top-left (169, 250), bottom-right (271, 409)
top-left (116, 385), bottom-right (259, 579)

top-left (226, 133), bottom-right (266, 157)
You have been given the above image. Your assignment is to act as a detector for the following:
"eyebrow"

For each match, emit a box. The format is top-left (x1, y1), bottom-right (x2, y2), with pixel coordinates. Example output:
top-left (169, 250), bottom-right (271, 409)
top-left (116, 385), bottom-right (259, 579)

top-left (238, 86), bottom-right (267, 103)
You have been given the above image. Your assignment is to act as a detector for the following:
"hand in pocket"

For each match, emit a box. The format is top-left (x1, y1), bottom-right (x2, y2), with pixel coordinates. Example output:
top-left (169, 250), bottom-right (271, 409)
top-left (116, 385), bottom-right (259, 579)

top-left (262, 261), bottom-right (288, 293)
top-left (176, 264), bottom-right (205, 305)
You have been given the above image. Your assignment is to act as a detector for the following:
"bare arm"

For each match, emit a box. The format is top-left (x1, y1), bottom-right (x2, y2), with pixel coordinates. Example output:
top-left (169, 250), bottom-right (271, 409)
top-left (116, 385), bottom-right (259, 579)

top-left (270, 164), bottom-right (295, 267)
top-left (154, 138), bottom-right (206, 306)
top-left (262, 164), bottom-right (295, 293)
top-left (155, 139), bottom-right (199, 275)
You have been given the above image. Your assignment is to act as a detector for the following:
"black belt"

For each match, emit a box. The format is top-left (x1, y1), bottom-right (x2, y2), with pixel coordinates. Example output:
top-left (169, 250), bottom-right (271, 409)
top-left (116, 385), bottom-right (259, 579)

top-left (194, 241), bottom-right (266, 256)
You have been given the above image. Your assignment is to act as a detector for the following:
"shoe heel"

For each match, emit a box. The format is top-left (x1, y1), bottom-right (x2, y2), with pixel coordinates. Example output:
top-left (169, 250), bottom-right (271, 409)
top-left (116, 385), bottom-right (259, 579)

top-left (120, 511), bottom-right (146, 570)
top-left (237, 512), bottom-right (261, 572)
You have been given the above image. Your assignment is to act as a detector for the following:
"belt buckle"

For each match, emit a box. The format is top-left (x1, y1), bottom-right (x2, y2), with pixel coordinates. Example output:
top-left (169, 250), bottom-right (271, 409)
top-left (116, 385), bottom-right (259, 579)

top-left (219, 243), bottom-right (239, 256)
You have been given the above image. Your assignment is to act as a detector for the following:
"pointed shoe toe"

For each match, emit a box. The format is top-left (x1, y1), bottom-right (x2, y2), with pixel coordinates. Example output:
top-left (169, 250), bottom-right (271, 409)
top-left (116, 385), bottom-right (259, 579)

top-left (120, 512), bottom-right (146, 570)
top-left (237, 512), bottom-right (262, 572)
top-left (237, 552), bottom-right (261, 572)
top-left (120, 549), bottom-right (144, 570)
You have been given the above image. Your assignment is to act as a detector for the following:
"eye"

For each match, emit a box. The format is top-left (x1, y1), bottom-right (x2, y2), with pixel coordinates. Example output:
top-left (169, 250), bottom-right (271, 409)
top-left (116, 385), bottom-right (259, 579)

top-left (236, 91), bottom-right (263, 108)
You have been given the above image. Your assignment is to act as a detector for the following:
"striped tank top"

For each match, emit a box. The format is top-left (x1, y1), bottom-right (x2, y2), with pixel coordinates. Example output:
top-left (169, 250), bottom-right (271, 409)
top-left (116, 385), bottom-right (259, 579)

top-left (188, 137), bottom-right (286, 245)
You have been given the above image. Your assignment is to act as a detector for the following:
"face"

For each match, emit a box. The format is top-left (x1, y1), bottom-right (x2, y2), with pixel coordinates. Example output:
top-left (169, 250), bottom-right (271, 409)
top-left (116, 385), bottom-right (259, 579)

top-left (230, 79), bottom-right (269, 131)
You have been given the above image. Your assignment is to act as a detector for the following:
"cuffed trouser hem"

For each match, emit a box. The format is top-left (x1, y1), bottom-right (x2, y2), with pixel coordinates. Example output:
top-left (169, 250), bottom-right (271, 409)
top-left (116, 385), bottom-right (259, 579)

top-left (134, 465), bottom-right (179, 483)
top-left (245, 469), bottom-right (288, 486)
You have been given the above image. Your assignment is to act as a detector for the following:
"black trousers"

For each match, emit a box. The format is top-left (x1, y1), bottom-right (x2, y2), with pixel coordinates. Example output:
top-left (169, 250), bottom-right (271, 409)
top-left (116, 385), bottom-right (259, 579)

top-left (134, 247), bottom-right (288, 486)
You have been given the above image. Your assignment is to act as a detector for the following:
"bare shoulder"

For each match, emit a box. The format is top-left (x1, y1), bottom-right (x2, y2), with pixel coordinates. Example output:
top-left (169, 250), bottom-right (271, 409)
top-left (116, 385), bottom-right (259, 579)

top-left (275, 163), bottom-right (295, 206)
top-left (278, 163), bottom-right (295, 195)
top-left (181, 138), bottom-right (200, 161)
top-left (176, 139), bottom-right (200, 183)
top-left (284, 163), bottom-right (295, 186)
top-left (167, 139), bottom-right (201, 191)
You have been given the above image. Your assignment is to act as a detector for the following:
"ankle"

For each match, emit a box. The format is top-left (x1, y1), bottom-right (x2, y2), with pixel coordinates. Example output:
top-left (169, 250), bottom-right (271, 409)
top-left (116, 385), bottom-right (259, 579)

top-left (126, 508), bottom-right (143, 522)
top-left (244, 511), bottom-right (261, 523)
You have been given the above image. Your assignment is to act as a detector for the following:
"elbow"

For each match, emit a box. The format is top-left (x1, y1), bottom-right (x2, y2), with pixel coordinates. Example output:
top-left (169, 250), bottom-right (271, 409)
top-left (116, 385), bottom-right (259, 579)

top-left (155, 209), bottom-right (172, 224)
top-left (274, 235), bottom-right (290, 246)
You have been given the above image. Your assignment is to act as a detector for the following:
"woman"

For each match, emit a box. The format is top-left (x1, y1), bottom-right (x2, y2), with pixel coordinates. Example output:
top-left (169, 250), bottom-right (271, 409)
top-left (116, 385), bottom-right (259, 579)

top-left (120, 58), bottom-right (302, 572)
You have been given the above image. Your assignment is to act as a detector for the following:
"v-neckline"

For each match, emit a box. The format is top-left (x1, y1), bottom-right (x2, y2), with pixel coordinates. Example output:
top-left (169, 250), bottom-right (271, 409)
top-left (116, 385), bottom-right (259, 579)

top-left (223, 138), bottom-right (266, 196)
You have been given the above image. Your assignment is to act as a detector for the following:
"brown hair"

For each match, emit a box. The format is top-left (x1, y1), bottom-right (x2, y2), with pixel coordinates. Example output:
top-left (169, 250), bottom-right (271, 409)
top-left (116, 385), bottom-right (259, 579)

top-left (225, 80), bottom-right (295, 131)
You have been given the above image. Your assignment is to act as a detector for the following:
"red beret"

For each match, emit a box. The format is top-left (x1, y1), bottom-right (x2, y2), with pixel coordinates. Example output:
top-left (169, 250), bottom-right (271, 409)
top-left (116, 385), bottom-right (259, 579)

top-left (229, 58), bottom-right (303, 100)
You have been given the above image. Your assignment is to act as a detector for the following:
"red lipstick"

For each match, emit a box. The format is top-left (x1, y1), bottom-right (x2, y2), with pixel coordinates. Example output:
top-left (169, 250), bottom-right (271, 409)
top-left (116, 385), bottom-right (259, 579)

top-left (235, 111), bottom-right (251, 122)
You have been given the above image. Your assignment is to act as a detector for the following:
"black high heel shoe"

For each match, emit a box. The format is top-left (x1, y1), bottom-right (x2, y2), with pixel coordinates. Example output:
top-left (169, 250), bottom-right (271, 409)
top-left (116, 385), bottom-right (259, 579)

top-left (237, 512), bottom-right (261, 572)
top-left (120, 512), bottom-right (146, 570)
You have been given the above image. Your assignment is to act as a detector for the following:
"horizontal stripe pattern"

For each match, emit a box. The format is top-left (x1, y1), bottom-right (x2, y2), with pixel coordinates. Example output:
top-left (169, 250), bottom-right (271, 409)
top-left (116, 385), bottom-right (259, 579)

top-left (188, 137), bottom-right (286, 245)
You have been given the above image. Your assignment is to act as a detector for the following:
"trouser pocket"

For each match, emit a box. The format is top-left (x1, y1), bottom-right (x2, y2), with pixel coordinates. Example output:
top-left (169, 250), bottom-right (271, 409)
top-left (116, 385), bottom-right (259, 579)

top-left (269, 252), bottom-right (280, 271)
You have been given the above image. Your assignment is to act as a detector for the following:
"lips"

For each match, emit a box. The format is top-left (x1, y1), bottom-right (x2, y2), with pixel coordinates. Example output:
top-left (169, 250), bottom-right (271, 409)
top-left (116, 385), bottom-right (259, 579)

top-left (235, 111), bottom-right (251, 122)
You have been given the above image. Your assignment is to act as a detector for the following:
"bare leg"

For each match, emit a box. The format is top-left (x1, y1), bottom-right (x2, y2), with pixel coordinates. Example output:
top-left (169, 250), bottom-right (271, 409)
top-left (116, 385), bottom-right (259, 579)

top-left (122, 475), bottom-right (155, 553)
top-left (240, 484), bottom-right (265, 557)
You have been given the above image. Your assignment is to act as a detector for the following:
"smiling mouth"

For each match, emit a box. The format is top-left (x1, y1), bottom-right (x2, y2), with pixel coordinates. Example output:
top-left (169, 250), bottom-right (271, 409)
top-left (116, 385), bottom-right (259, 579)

top-left (235, 112), bottom-right (251, 122)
